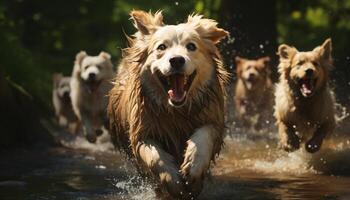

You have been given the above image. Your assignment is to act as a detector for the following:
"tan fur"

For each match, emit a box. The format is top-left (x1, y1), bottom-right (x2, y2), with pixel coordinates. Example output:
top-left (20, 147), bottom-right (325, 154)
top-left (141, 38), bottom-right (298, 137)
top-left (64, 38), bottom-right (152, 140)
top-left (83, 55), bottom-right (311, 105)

top-left (70, 51), bottom-right (114, 143)
top-left (234, 56), bottom-right (274, 129)
top-left (108, 10), bottom-right (229, 199)
top-left (52, 73), bottom-right (79, 133)
top-left (274, 38), bottom-right (335, 153)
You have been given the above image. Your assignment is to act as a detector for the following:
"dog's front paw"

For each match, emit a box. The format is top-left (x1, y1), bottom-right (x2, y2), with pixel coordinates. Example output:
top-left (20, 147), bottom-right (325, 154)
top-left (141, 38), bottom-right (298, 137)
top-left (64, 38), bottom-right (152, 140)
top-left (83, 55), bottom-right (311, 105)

top-left (180, 142), bottom-right (209, 198)
top-left (281, 134), bottom-right (300, 152)
top-left (305, 137), bottom-right (323, 153)
top-left (86, 133), bottom-right (97, 143)
top-left (159, 171), bottom-right (189, 199)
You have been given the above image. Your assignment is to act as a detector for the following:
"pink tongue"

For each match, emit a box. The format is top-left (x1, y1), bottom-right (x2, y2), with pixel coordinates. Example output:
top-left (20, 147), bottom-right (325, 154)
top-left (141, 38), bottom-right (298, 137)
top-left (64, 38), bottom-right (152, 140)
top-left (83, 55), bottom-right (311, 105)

top-left (167, 74), bottom-right (185, 102)
top-left (302, 80), bottom-right (313, 93)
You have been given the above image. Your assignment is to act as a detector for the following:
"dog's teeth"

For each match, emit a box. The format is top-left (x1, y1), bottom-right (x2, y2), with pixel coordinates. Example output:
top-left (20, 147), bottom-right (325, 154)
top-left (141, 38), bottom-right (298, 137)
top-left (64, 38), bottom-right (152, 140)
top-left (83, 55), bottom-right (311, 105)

top-left (184, 76), bottom-right (188, 84)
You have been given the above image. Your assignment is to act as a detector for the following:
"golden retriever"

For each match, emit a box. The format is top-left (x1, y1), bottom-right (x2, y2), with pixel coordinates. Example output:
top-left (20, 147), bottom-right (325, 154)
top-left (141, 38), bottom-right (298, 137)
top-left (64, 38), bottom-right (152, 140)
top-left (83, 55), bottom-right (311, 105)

top-left (52, 73), bottom-right (78, 133)
top-left (70, 51), bottom-right (114, 143)
top-left (234, 56), bottom-right (273, 130)
top-left (108, 10), bottom-right (229, 199)
top-left (274, 38), bottom-right (335, 153)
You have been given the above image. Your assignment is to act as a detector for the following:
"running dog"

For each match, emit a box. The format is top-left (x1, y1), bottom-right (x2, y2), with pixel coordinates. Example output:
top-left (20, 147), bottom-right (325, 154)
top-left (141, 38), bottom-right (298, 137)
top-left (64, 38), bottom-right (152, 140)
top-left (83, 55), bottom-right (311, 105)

top-left (70, 51), bottom-right (114, 143)
top-left (234, 56), bottom-right (273, 130)
top-left (52, 73), bottom-right (78, 133)
top-left (108, 10), bottom-right (229, 199)
top-left (275, 38), bottom-right (335, 153)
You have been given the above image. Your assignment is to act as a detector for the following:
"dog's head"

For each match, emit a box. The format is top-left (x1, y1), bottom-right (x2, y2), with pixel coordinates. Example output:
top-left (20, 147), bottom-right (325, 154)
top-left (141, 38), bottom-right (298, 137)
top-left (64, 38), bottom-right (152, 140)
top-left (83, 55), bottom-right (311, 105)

top-left (53, 73), bottom-right (71, 101)
top-left (74, 51), bottom-right (113, 91)
top-left (278, 38), bottom-right (333, 98)
top-left (129, 10), bottom-right (228, 107)
top-left (235, 56), bottom-right (271, 90)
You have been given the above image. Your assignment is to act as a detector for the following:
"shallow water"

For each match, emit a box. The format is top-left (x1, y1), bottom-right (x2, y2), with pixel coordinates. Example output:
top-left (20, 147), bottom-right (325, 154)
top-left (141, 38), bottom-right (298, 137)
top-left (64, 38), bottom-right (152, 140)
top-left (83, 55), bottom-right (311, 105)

top-left (1, 119), bottom-right (350, 200)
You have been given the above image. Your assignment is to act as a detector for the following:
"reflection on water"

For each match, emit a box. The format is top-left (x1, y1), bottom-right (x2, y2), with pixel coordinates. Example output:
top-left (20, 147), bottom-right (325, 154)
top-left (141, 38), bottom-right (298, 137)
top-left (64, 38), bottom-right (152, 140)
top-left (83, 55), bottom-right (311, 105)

top-left (1, 112), bottom-right (350, 199)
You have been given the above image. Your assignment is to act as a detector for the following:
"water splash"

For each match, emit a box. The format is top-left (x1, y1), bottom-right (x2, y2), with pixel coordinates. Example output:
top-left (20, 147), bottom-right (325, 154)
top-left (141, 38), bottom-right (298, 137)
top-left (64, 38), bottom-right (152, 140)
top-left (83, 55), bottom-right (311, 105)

top-left (60, 132), bottom-right (114, 152)
top-left (112, 164), bottom-right (156, 200)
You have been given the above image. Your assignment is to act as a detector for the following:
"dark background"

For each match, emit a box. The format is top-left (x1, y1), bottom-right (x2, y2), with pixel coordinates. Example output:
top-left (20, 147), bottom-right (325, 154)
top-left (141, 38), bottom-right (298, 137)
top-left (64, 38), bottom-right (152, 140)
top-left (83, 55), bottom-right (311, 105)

top-left (1, 0), bottom-right (349, 147)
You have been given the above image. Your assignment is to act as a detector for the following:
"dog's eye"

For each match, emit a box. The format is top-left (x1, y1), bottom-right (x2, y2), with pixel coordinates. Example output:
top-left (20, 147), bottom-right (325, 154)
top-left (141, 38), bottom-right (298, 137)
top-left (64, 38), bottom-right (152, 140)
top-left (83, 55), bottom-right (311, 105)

top-left (84, 65), bottom-right (89, 70)
top-left (297, 61), bottom-right (305, 66)
top-left (157, 44), bottom-right (167, 51)
top-left (312, 61), bottom-right (319, 66)
top-left (186, 42), bottom-right (197, 51)
top-left (96, 65), bottom-right (101, 70)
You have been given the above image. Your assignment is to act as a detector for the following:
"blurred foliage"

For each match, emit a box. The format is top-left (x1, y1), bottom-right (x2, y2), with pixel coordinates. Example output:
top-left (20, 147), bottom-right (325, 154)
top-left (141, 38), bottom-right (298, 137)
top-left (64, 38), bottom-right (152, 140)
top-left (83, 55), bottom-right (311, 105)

top-left (0, 0), bottom-right (349, 109)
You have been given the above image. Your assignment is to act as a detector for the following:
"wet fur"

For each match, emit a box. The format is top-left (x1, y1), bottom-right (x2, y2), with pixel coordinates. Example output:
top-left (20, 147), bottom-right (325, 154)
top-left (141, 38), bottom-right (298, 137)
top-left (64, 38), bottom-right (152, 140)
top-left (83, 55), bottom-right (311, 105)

top-left (70, 51), bottom-right (114, 142)
top-left (274, 39), bottom-right (336, 153)
top-left (108, 10), bottom-right (229, 199)
top-left (52, 73), bottom-right (79, 133)
top-left (234, 56), bottom-right (274, 130)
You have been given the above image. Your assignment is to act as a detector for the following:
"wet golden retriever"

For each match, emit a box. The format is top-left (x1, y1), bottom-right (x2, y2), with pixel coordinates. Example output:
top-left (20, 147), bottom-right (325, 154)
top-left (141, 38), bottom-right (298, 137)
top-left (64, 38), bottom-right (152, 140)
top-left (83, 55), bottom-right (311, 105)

top-left (108, 10), bottom-right (229, 199)
top-left (275, 38), bottom-right (335, 153)
top-left (234, 56), bottom-right (273, 130)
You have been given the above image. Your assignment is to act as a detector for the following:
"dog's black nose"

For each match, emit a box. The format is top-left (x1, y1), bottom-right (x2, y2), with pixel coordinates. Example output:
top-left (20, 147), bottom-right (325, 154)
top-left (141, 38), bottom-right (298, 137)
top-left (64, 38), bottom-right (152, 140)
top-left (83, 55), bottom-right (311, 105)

top-left (88, 73), bottom-right (96, 80)
top-left (305, 69), bottom-right (314, 77)
top-left (169, 56), bottom-right (185, 70)
top-left (248, 73), bottom-right (256, 79)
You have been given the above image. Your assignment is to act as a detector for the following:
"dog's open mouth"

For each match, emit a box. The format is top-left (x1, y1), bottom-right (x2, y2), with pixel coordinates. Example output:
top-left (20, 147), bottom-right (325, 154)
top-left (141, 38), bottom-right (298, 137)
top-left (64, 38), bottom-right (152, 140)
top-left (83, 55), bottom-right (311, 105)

top-left (85, 80), bottom-right (101, 93)
top-left (157, 71), bottom-right (196, 107)
top-left (299, 78), bottom-right (317, 97)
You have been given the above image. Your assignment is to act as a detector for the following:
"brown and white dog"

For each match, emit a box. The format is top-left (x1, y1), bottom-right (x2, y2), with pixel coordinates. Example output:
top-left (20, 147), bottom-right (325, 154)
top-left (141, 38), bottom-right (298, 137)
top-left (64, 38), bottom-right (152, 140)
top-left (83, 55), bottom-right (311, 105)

top-left (274, 38), bottom-right (335, 153)
top-left (108, 10), bottom-right (229, 199)
top-left (234, 56), bottom-right (274, 130)
top-left (52, 73), bottom-right (78, 133)
top-left (70, 51), bottom-right (114, 143)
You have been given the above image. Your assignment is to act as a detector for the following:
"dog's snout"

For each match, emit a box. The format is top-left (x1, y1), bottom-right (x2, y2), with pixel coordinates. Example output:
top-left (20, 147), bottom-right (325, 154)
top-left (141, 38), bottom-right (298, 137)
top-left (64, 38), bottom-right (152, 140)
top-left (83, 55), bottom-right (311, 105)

top-left (88, 73), bottom-right (96, 80)
top-left (169, 56), bottom-right (185, 70)
top-left (305, 69), bottom-right (314, 77)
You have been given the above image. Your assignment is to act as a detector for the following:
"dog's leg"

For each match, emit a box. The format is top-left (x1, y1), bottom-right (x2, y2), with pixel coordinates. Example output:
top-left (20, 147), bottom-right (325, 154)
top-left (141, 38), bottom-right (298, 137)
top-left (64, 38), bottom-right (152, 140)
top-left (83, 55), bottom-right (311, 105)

top-left (58, 116), bottom-right (68, 127)
top-left (136, 140), bottom-right (186, 199)
top-left (180, 125), bottom-right (216, 198)
top-left (81, 114), bottom-right (96, 143)
top-left (305, 122), bottom-right (334, 153)
top-left (278, 122), bottom-right (300, 152)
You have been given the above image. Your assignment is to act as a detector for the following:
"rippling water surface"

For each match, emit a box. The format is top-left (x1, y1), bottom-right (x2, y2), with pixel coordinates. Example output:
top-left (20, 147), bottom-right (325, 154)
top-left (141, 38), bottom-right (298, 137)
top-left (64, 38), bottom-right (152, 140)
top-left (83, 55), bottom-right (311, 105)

top-left (1, 110), bottom-right (350, 200)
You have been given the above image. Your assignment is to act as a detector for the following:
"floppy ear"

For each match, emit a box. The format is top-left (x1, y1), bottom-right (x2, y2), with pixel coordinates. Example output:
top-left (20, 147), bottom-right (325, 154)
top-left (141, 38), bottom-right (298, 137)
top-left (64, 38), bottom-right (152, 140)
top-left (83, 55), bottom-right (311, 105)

top-left (99, 51), bottom-right (111, 60)
top-left (187, 15), bottom-right (229, 44)
top-left (75, 51), bottom-right (87, 67)
top-left (278, 44), bottom-right (297, 61)
top-left (52, 73), bottom-right (63, 87)
top-left (314, 38), bottom-right (332, 61)
top-left (130, 10), bottom-right (163, 35)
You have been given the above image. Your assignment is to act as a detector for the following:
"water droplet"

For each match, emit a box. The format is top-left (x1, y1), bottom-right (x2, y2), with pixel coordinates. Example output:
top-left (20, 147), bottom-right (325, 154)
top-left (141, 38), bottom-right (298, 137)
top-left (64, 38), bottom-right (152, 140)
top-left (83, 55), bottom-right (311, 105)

top-left (96, 165), bottom-right (106, 169)
top-left (259, 44), bottom-right (264, 49)
top-left (175, 1), bottom-right (179, 5)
